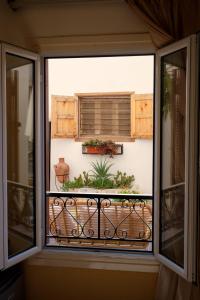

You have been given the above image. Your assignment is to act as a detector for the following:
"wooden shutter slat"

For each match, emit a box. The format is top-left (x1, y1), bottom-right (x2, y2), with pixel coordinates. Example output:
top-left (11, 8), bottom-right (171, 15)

top-left (80, 97), bottom-right (130, 101)
top-left (80, 129), bottom-right (130, 134)
top-left (81, 121), bottom-right (130, 125)
top-left (81, 110), bottom-right (130, 114)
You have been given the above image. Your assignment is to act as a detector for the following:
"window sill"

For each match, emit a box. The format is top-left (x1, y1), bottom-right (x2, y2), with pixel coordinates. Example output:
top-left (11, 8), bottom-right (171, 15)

top-left (75, 136), bottom-right (136, 142)
top-left (26, 248), bottom-right (159, 273)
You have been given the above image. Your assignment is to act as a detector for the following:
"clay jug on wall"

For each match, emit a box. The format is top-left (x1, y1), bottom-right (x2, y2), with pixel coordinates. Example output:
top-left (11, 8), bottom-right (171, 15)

top-left (54, 158), bottom-right (69, 183)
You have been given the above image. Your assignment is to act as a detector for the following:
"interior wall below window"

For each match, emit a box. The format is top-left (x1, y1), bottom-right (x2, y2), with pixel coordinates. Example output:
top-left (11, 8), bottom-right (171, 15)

top-left (23, 264), bottom-right (158, 300)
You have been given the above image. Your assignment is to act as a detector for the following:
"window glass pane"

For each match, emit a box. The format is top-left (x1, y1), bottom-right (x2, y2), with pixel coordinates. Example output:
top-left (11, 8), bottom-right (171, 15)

top-left (160, 48), bottom-right (187, 267)
top-left (6, 54), bottom-right (35, 257)
top-left (161, 49), bottom-right (186, 188)
top-left (161, 185), bottom-right (184, 267)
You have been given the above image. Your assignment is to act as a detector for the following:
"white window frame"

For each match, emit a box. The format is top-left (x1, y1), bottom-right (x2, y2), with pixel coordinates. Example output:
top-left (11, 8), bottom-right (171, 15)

top-left (154, 35), bottom-right (198, 281)
top-left (0, 43), bottom-right (42, 269)
top-left (0, 43), bottom-right (4, 270)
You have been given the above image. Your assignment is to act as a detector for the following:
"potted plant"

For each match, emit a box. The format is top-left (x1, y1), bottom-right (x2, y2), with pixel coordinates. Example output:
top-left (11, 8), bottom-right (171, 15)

top-left (82, 139), bottom-right (120, 157)
top-left (103, 140), bottom-right (118, 157)
top-left (82, 139), bottom-right (106, 154)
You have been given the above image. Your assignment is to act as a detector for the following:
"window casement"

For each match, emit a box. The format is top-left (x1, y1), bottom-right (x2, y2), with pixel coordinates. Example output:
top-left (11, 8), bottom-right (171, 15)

top-left (50, 92), bottom-right (153, 141)
top-left (154, 35), bottom-right (198, 281)
top-left (0, 43), bottom-right (42, 269)
top-left (0, 35), bottom-right (198, 284)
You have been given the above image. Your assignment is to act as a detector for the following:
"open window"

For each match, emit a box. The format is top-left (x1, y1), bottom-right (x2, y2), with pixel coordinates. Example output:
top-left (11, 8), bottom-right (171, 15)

top-left (154, 36), bottom-right (198, 281)
top-left (0, 43), bottom-right (42, 269)
top-left (0, 36), bottom-right (198, 280)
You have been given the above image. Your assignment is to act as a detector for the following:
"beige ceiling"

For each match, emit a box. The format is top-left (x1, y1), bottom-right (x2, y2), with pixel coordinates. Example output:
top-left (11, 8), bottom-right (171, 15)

top-left (5, 0), bottom-right (154, 53)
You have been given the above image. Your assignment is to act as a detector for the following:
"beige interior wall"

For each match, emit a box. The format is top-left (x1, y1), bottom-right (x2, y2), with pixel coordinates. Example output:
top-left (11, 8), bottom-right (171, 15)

top-left (24, 264), bottom-right (157, 300)
top-left (0, 1), bottom-right (154, 53)
top-left (17, 1), bottom-right (147, 38)
top-left (0, 0), bottom-right (32, 49)
top-left (15, 0), bottom-right (154, 53)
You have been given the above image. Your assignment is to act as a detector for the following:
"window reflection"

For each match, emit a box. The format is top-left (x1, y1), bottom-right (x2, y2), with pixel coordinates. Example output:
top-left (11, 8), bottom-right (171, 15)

top-left (160, 48), bottom-right (186, 268)
top-left (6, 54), bottom-right (36, 257)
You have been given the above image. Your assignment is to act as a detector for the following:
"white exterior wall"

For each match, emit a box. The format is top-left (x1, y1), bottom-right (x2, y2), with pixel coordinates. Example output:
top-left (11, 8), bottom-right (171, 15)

top-left (50, 138), bottom-right (153, 194)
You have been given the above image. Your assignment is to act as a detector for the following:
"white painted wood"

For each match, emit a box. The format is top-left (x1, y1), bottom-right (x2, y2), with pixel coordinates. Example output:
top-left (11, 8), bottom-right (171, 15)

top-left (154, 46), bottom-right (161, 262)
top-left (0, 44), bottom-right (4, 270)
top-left (1, 43), bottom-right (42, 269)
top-left (35, 33), bottom-right (155, 56)
top-left (187, 35), bottom-right (198, 282)
top-left (154, 35), bottom-right (198, 281)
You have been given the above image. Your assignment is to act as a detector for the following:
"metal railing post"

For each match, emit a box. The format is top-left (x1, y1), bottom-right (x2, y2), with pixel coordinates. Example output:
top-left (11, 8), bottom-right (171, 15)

top-left (97, 196), bottom-right (101, 239)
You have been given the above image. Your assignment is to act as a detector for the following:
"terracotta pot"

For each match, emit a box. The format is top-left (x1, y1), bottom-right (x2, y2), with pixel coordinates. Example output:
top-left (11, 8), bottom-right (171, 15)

top-left (86, 146), bottom-right (105, 154)
top-left (54, 158), bottom-right (70, 183)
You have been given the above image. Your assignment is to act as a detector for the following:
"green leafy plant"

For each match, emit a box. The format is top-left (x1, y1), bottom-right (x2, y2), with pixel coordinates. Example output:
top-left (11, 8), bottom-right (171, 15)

top-left (82, 139), bottom-right (105, 147)
top-left (111, 189), bottom-right (140, 202)
top-left (62, 175), bottom-right (84, 191)
top-left (119, 188), bottom-right (139, 195)
top-left (91, 178), bottom-right (115, 189)
top-left (113, 171), bottom-right (135, 189)
top-left (62, 159), bottom-right (137, 192)
top-left (82, 171), bottom-right (92, 186)
top-left (89, 159), bottom-right (113, 189)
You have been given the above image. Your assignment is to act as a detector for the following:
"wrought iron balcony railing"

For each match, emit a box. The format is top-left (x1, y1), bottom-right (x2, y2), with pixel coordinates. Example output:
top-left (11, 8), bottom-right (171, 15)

top-left (46, 192), bottom-right (153, 252)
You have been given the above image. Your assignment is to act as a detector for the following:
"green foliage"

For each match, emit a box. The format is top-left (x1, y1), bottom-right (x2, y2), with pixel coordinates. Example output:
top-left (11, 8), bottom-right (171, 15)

top-left (90, 178), bottom-right (114, 189)
top-left (62, 175), bottom-right (84, 191)
top-left (90, 159), bottom-right (113, 179)
top-left (111, 189), bottom-right (141, 202)
top-left (62, 159), bottom-right (137, 191)
top-left (113, 171), bottom-right (135, 189)
top-left (89, 159), bottom-right (113, 189)
top-left (82, 139), bottom-right (105, 147)
top-left (119, 188), bottom-right (139, 195)
top-left (82, 171), bottom-right (92, 186)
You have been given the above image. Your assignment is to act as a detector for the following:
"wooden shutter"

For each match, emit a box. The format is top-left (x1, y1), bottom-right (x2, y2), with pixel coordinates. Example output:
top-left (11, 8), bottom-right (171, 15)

top-left (51, 95), bottom-right (77, 138)
top-left (131, 93), bottom-right (153, 139)
top-left (79, 93), bottom-right (131, 137)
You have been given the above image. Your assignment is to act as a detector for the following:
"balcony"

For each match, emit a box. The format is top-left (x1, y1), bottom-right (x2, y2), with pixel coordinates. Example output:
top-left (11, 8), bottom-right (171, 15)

top-left (46, 192), bottom-right (152, 251)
